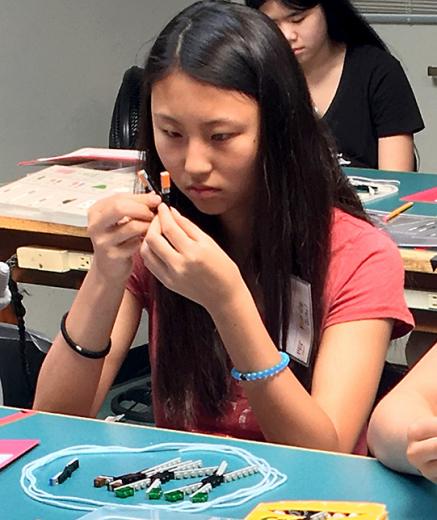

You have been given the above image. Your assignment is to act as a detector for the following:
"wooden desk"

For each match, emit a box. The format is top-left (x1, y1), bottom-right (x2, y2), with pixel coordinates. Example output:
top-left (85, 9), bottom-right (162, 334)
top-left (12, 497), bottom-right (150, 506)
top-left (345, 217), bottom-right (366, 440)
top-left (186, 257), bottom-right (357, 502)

top-left (344, 167), bottom-right (437, 334)
top-left (2, 216), bottom-right (436, 280)
top-left (0, 216), bottom-right (90, 289)
top-left (1, 213), bottom-right (437, 332)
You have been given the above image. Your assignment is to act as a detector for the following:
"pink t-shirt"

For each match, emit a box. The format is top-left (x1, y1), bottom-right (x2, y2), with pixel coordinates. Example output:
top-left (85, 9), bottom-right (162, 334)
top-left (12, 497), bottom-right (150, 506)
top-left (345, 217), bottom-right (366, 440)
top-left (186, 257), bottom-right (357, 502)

top-left (126, 208), bottom-right (413, 452)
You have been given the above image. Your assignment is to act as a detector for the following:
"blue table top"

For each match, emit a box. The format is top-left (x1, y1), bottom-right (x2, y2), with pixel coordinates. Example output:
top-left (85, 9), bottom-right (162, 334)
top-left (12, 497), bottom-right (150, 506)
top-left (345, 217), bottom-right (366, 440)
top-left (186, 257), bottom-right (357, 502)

top-left (0, 407), bottom-right (436, 519)
top-left (344, 167), bottom-right (437, 217)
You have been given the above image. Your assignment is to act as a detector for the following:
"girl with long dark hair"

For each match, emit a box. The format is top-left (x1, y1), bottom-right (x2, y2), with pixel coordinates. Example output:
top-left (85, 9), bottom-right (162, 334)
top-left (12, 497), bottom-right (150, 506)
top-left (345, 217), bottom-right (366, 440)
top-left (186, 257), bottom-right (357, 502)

top-left (34, 0), bottom-right (413, 454)
top-left (246, 0), bottom-right (424, 170)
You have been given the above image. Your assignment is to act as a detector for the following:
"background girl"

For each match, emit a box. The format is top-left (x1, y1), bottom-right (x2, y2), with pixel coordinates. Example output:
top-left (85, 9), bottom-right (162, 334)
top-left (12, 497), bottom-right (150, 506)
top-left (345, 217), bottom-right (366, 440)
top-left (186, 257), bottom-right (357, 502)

top-left (246, 0), bottom-right (424, 171)
top-left (34, 0), bottom-right (413, 454)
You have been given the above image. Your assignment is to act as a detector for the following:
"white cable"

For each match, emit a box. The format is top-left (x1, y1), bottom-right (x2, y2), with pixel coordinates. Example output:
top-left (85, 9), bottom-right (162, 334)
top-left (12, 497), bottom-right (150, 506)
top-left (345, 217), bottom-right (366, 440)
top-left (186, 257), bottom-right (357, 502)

top-left (0, 262), bottom-right (11, 310)
top-left (20, 442), bottom-right (287, 513)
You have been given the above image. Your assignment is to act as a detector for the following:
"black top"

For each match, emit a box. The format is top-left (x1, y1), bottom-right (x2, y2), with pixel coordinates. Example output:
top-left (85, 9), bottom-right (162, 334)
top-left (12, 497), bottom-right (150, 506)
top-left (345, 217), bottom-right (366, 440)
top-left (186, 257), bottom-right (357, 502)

top-left (323, 44), bottom-right (424, 169)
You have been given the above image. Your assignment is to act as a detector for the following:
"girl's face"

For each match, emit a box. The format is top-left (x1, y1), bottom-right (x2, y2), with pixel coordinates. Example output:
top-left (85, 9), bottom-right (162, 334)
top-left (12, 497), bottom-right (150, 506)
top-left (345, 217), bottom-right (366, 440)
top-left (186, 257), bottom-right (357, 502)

top-left (151, 70), bottom-right (260, 227)
top-left (259, 1), bottom-right (329, 66)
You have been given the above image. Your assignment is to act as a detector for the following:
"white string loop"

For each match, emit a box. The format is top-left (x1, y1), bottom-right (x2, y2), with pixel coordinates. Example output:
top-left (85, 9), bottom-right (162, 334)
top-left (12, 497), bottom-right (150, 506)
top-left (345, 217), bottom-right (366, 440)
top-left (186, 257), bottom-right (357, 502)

top-left (20, 442), bottom-right (287, 513)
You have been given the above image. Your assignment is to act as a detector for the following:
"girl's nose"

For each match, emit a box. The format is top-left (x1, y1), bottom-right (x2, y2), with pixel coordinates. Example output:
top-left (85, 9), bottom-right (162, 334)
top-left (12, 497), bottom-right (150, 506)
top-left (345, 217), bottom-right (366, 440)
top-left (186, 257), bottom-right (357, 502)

top-left (279, 23), bottom-right (298, 44)
top-left (184, 141), bottom-right (212, 178)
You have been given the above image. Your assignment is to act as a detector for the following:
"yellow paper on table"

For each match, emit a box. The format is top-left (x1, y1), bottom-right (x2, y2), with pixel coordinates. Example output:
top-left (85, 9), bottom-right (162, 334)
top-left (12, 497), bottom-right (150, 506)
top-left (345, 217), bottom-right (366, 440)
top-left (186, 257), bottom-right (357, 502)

top-left (244, 500), bottom-right (388, 519)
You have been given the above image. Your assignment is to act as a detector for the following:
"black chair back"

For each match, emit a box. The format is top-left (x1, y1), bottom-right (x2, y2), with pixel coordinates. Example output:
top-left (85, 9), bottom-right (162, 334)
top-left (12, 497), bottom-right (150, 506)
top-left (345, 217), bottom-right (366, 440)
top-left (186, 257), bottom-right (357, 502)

top-left (109, 66), bottom-right (144, 149)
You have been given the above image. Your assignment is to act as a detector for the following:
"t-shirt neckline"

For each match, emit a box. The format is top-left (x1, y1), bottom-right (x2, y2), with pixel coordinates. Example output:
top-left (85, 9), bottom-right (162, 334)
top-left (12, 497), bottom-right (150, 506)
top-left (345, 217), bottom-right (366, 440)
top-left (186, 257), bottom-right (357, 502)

top-left (321, 45), bottom-right (350, 122)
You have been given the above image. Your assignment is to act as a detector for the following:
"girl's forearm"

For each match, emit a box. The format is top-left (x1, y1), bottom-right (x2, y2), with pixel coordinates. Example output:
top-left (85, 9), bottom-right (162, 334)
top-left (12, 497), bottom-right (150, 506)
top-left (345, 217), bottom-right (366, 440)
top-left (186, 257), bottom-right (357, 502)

top-left (368, 391), bottom-right (432, 475)
top-left (33, 265), bottom-right (127, 416)
top-left (208, 283), bottom-right (340, 450)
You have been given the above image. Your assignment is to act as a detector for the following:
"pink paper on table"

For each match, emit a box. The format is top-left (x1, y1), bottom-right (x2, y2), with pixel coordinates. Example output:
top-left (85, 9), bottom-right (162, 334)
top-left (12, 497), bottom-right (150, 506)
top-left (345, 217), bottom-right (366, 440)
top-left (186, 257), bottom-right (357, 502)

top-left (0, 409), bottom-right (37, 426)
top-left (18, 147), bottom-right (139, 166)
top-left (402, 186), bottom-right (437, 203)
top-left (0, 439), bottom-right (39, 470)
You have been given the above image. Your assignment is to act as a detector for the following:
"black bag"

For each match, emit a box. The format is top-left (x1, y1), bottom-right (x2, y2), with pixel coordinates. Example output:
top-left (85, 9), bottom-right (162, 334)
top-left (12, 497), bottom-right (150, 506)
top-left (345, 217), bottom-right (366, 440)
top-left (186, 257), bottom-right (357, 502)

top-left (0, 324), bottom-right (48, 408)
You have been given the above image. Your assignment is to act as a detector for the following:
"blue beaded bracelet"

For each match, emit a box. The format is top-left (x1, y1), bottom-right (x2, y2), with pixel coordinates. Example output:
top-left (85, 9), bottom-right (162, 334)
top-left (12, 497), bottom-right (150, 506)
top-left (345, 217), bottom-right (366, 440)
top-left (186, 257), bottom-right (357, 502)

top-left (231, 351), bottom-right (290, 382)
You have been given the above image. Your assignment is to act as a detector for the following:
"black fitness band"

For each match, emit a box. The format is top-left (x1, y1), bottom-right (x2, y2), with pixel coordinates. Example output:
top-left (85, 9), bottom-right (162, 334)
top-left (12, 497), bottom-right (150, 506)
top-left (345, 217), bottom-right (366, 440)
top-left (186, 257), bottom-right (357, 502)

top-left (60, 312), bottom-right (111, 359)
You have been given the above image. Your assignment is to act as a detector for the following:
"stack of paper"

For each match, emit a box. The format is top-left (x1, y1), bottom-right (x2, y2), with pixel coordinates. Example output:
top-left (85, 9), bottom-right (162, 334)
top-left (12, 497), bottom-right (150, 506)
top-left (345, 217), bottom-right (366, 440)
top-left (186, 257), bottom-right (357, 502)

top-left (0, 164), bottom-right (136, 227)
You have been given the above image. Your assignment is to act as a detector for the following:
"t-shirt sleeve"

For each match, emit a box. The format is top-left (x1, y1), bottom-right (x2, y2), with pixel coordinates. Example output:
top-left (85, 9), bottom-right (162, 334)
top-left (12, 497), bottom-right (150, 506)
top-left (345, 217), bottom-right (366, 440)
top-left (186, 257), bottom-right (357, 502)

top-left (324, 227), bottom-right (414, 339)
top-left (125, 251), bottom-right (151, 310)
top-left (369, 53), bottom-right (424, 138)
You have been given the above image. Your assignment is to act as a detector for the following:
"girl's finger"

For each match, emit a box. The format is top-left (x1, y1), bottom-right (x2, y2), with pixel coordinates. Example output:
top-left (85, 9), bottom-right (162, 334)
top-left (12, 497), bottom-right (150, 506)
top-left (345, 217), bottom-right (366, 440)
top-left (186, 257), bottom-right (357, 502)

top-left (418, 460), bottom-right (437, 483)
top-left (141, 241), bottom-right (170, 285)
top-left (407, 436), bottom-right (437, 467)
top-left (170, 206), bottom-right (204, 240)
top-left (408, 417), bottom-right (437, 443)
top-left (116, 216), bottom-right (132, 225)
top-left (115, 235), bottom-right (144, 257)
top-left (117, 192), bottom-right (162, 206)
top-left (144, 214), bottom-right (181, 265)
top-left (157, 204), bottom-right (194, 253)
top-left (91, 194), bottom-right (161, 228)
top-left (109, 219), bottom-right (150, 246)
top-left (93, 220), bottom-right (148, 255)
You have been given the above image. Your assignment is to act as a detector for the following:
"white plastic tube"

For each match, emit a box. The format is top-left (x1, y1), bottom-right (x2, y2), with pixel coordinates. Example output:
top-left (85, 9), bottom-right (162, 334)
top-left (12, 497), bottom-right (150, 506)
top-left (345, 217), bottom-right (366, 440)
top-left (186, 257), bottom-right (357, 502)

top-left (0, 262), bottom-right (11, 310)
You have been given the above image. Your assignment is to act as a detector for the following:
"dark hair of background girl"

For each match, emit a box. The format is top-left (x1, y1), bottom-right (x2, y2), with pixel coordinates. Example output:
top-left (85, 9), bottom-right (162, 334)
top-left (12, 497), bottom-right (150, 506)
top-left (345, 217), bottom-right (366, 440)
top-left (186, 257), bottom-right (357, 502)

top-left (137, 0), bottom-right (366, 427)
top-left (245, 0), bottom-right (387, 51)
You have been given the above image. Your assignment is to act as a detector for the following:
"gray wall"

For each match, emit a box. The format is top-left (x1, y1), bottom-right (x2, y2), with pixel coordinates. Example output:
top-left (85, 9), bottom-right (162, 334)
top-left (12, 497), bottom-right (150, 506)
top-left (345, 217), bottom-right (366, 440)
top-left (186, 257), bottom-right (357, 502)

top-left (0, 0), bottom-right (192, 184)
top-left (373, 24), bottom-right (437, 173)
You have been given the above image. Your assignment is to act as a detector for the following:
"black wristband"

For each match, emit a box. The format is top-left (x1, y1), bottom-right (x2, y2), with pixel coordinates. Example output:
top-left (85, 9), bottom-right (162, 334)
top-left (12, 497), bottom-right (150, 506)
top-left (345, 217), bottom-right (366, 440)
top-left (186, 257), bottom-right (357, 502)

top-left (60, 312), bottom-right (111, 359)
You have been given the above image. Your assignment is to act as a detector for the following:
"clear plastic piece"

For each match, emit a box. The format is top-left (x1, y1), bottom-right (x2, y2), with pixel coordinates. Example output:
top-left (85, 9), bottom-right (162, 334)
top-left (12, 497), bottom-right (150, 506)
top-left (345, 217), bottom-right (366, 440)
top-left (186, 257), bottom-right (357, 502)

top-left (78, 505), bottom-right (238, 519)
top-left (367, 209), bottom-right (437, 248)
top-left (348, 175), bottom-right (400, 203)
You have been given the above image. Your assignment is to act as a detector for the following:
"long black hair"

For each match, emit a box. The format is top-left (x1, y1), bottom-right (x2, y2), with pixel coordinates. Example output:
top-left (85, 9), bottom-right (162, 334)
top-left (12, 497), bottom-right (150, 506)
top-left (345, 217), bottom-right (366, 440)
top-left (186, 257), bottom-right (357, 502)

top-left (245, 0), bottom-right (387, 50)
top-left (137, 0), bottom-right (366, 427)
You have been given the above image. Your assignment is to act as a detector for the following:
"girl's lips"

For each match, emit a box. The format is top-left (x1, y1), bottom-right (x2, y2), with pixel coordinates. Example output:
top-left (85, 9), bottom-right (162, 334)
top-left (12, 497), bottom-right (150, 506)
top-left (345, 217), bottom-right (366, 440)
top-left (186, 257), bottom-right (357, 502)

top-left (186, 186), bottom-right (221, 199)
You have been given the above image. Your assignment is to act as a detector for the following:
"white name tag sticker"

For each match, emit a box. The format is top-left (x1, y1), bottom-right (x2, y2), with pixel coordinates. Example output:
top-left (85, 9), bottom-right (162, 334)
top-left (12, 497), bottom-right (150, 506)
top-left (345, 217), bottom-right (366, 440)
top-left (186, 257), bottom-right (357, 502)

top-left (285, 276), bottom-right (314, 366)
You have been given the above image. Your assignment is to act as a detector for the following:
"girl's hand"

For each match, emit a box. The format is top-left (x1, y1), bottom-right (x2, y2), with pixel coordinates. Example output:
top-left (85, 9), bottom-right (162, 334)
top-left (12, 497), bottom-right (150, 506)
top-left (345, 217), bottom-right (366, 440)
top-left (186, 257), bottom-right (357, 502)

top-left (406, 417), bottom-right (437, 483)
top-left (87, 192), bottom-right (161, 282)
top-left (140, 204), bottom-right (242, 311)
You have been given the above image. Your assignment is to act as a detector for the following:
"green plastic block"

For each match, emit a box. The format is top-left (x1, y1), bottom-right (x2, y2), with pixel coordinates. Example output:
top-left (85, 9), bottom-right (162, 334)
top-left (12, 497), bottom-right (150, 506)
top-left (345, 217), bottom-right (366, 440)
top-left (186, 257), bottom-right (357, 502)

top-left (148, 488), bottom-right (163, 500)
top-left (115, 486), bottom-right (134, 498)
top-left (191, 492), bottom-right (209, 503)
top-left (164, 490), bottom-right (184, 502)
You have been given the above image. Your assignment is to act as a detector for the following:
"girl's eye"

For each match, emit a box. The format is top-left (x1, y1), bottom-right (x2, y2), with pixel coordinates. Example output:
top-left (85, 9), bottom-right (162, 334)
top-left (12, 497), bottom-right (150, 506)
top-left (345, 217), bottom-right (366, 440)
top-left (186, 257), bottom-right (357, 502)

top-left (211, 133), bottom-right (232, 142)
top-left (162, 129), bottom-right (181, 138)
top-left (288, 14), bottom-right (305, 23)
